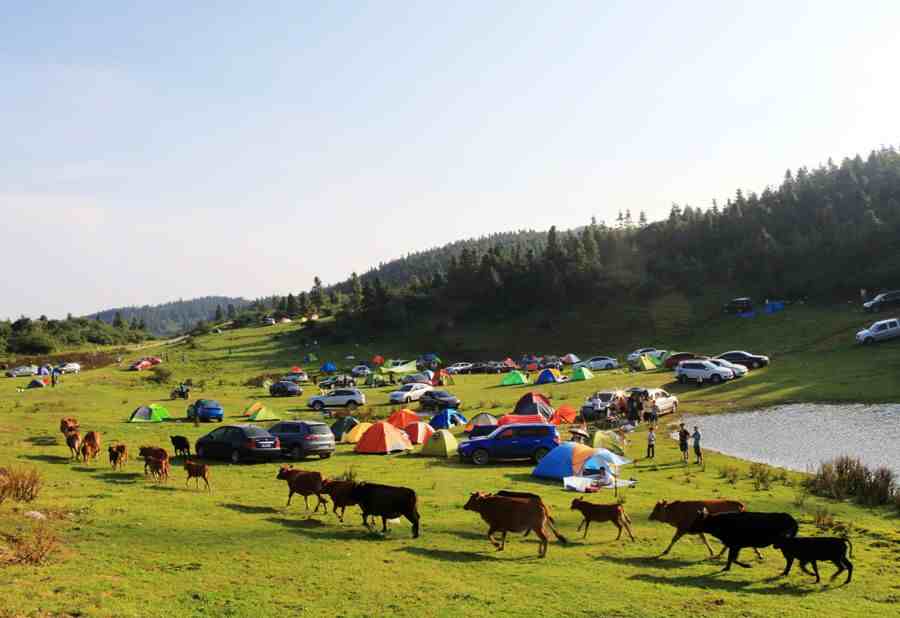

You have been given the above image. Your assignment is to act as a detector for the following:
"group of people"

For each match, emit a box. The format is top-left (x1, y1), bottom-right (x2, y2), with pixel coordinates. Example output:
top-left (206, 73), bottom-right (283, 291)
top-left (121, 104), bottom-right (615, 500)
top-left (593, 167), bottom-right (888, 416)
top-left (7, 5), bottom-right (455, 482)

top-left (645, 422), bottom-right (702, 465)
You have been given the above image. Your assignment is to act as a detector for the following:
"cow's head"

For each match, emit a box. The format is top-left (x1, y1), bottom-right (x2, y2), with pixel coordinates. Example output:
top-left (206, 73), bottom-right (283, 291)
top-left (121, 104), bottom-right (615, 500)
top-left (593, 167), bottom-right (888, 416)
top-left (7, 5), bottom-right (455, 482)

top-left (464, 492), bottom-right (487, 511)
top-left (649, 500), bottom-right (668, 521)
top-left (275, 465), bottom-right (293, 480)
top-left (570, 498), bottom-right (585, 510)
top-left (108, 446), bottom-right (116, 456)
top-left (138, 446), bottom-right (151, 457)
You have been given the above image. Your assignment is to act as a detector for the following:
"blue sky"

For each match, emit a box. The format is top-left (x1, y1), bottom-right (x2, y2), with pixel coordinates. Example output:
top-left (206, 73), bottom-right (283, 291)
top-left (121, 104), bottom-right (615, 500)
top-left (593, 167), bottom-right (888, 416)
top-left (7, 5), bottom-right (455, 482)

top-left (3, 1), bottom-right (899, 318)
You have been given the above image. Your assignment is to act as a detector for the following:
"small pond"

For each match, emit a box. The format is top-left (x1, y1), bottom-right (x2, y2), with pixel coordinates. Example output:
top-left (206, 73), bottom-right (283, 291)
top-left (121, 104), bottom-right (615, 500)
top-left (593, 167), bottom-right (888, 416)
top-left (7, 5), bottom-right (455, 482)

top-left (682, 403), bottom-right (900, 476)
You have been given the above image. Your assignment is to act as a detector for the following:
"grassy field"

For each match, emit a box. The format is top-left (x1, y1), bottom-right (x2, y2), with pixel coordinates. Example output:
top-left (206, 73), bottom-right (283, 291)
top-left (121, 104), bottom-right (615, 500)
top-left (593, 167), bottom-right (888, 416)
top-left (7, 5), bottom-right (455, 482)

top-left (1, 306), bottom-right (898, 617)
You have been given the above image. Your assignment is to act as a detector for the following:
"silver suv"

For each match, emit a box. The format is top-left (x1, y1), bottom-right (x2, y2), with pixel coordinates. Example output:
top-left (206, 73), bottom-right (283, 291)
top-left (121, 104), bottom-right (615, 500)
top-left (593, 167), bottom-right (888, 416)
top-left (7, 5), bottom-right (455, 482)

top-left (856, 318), bottom-right (900, 344)
top-left (307, 388), bottom-right (366, 411)
top-left (675, 360), bottom-right (734, 384)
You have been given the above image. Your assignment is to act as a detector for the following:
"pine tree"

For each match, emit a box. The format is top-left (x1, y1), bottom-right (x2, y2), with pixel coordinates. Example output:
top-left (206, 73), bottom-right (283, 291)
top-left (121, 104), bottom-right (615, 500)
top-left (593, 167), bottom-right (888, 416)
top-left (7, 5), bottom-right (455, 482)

top-left (638, 211), bottom-right (647, 227)
top-left (297, 292), bottom-right (310, 316)
top-left (286, 293), bottom-right (298, 316)
top-left (624, 209), bottom-right (633, 228)
top-left (214, 304), bottom-right (224, 322)
top-left (113, 311), bottom-right (124, 328)
top-left (349, 272), bottom-right (363, 313)
top-left (310, 276), bottom-right (324, 312)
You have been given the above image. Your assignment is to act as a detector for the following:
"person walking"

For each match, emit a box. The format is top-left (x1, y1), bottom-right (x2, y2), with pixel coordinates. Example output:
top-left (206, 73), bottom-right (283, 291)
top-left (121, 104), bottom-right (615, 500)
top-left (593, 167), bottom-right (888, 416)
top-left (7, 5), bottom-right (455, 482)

top-left (646, 426), bottom-right (656, 460)
top-left (678, 423), bottom-right (690, 464)
top-left (692, 426), bottom-right (703, 465)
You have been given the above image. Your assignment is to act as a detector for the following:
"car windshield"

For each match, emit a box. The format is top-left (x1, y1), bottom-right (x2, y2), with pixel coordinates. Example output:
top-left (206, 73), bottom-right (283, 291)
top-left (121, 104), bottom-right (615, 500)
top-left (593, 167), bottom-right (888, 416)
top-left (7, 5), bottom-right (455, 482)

top-left (400, 385), bottom-right (413, 392)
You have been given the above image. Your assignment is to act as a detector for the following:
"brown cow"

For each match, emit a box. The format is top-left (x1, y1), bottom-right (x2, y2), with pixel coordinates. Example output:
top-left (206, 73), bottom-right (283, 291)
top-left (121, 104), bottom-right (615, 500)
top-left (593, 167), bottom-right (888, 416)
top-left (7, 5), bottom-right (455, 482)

top-left (139, 447), bottom-right (169, 476)
top-left (276, 466), bottom-right (328, 513)
top-left (571, 498), bottom-right (635, 541)
top-left (183, 460), bottom-right (211, 491)
top-left (463, 492), bottom-right (566, 558)
top-left (321, 479), bottom-right (358, 521)
top-left (59, 417), bottom-right (79, 435)
top-left (649, 499), bottom-right (761, 559)
top-left (146, 457), bottom-right (169, 482)
top-left (108, 444), bottom-right (128, 470)
top-left (65, 431), bottom-right (82, 460)
top-left (80, 431), bottom-right (101, 463)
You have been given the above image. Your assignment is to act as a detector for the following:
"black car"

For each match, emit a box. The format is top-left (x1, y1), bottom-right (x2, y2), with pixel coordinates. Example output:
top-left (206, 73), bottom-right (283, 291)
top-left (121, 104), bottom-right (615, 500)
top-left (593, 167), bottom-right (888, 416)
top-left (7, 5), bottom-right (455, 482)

top-left (270, 380), bottom-right (302, 397)
top-left (715, 350), bottom-right (770, 369)
top-left (468, 362), bottom-right (491, 374)
top-left (539, 357), bottom-right (563, 370)
top-left (268, 421), bottom-right (335, 460)
top-left (863, 290), bottom-right (900, 313)
top-left (419, 390), bottom-right (461, 410)
top-left (195, 425), bottom-right (282, 464)
top-left (723, 297), bottom-right (754, 314)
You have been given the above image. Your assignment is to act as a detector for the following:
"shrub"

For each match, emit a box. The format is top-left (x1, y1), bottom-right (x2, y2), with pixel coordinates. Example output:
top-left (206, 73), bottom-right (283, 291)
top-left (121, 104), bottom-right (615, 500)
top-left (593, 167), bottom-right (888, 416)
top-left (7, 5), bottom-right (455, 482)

top-left (749, 463), bottom-right (774, 491)
top-left (244, 373), bottom-right (281, 387)
top-left (719, 466), bottom-right (740, 486)
top-left (147, 365), bottom-right (173, 384)
top-left (803, 456), bottom-right (897, 506)
top-left (812, 506), bottom-right (835, 530)
top-left (7, 333), bottom-right (54, 355)
top-left (0, 522), bottom-right (59, 565)
top-left (0, 467), bottom-right (42, 503)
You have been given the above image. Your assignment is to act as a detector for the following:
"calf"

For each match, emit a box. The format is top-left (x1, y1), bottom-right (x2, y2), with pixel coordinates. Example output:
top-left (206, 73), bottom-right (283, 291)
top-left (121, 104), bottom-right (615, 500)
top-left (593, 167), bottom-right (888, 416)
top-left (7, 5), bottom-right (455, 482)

top-left (59, 417), bottom-right (79, 435)
top-left (571, 498), bottom-right (634, 541)
top-left (65, 431), bottom-right (82, 460)
top-left (80, 431), bottom-right (102, 463)
top-left (464, 492), bottom-right (563, 557)
top-left (139, 446), bottom-right (169, 475)
top-left (183, 460), bottom-right (211, 491)
top-left (108, 444), bottom-right (128, 470)
top-left (170, 436), bottom-right (190, 459)
top-left (350, 482), bottom-right (420, 538)
top-left (146, 456), bottom-right (170, 482)
top-left (689, 509), bottom-right (799, 571)
top-left (276, 466), bottom-right (328, 513)
top-left (321, 479), bottom-right (358, 522)
top-left (649, 499), bottom-right (756, 558)
top-left (774, 536), bottom-right (853, 584)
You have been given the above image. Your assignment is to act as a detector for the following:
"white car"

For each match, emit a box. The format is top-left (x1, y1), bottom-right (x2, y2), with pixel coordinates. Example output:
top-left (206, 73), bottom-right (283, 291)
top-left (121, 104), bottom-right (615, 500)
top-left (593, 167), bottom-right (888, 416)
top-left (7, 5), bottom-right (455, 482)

top-left (709, 358), bottom-right (748, 377)
top-left (645, 389), bottom-right (679, 416)
top-left (58, 362), bottom-right (81, 374)
top-left (446, 362), bottom-right (473, 374)
top-left (388, 383), bottom-right (433, 404)
top-left (856, 318), bottom-right (900, 344)
top-left (350, 365), bottom-right (372, 377)
top-left (675, 360), bottom-right (734, 384)
top-left (627, 347), bottom-right (662, 365)
top-left (573, 356), bottom-right (619, 371)
top-left (307, 389), bottom-right (366, 411)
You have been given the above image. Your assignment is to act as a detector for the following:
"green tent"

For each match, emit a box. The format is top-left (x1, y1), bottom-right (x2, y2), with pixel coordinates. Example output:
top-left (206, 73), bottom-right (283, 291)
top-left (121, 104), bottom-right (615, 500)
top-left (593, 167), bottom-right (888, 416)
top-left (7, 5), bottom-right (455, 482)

top-left (248, 407), bottom-right (279, 421)
top-left (380, 359), bottom-right (418, 375)
top-left (331, 416), bottom-right (359, 441)
top-left (421, 429), bottom-right (458, 457)
top-left (500, 370), bottom-right (528, 386)
top-left (570, 366), bottom-right (594, 381)
top-left (129, 404), bottom-right (171, 423)
top-left (638, 354), bottom-right (656, 371)
top-left (592, 430), bottom-right (625, 456)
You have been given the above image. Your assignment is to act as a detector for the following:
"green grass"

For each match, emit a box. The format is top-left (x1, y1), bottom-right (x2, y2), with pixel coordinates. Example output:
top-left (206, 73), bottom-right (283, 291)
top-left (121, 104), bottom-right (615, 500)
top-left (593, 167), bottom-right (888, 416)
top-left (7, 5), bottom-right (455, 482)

top-left (1, 306), bottom-right (899, 617)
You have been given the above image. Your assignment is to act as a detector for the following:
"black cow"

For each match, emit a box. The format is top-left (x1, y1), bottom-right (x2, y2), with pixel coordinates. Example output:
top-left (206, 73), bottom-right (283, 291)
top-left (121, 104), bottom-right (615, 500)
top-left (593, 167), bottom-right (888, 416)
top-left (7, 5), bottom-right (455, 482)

top-left (170, 435), bottom-right (190, 459)
top-left (349, 482), bottom-right (420, 538)
top-left (689, 509), bottom-right (798, 571)
top-left (774, 536), bottom-right (853, 584)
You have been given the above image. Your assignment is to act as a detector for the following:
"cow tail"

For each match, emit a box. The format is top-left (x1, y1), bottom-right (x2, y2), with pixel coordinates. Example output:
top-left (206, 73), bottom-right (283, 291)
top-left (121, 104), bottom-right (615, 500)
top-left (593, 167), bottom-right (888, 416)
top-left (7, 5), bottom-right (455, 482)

top-left (844, 537), bottom-right (853, 558)
top-left (546, 518), bottom-right (568, 545)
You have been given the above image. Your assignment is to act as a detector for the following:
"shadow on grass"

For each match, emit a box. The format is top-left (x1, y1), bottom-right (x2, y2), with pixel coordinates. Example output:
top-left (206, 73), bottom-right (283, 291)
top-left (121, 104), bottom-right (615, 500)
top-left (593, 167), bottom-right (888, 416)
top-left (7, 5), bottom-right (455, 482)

top-left (145, 484), bottom-right (177, 491)
top-left (397, 546), bottom-right (497, 563)
top-left (25, 436), bottom-right (59, 446)
top-left (219, 503), bottom-right (281, 515)
top-left (94, 472), bottom-right (143, 484)
top-left (19, 454), bottom-right (71, 465)
top-left (629, 572), bottom-right (812, 596)
top-left (599, 554), bottom-right (706, 569)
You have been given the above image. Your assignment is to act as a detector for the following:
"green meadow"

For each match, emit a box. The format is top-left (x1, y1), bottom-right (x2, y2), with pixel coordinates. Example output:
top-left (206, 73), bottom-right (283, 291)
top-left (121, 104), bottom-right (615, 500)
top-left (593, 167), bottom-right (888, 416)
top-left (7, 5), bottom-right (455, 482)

top-left (1, 306), bottom-right (898, 617)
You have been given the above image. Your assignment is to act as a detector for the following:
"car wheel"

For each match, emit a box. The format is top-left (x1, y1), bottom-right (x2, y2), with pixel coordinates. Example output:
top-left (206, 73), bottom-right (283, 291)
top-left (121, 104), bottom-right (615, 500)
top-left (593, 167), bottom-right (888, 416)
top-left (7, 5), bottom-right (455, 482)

top-left (230, 450), bottom-right (241, 464)
top-left (752, 361), bottom-right (761, 369)
top-left (291, 446), bottom-right (304, 460)
top-left (312, 401), bottom-right (325, 411)
top-left (471, 449), bottom-right (490, 466)
top-left (319, 453), bottom-right (331, 459)
top-left (605, 364), bottom-right (613, 370)
top-left (711, 374), bottom-right (722, 384)
top-left (346, 401), bottom-right (358, 411)
top-left (404, 397), bottom-right (411, 404)
top-left (864, 337), bottom-right (874, 345)
top-left (533, 447), bottom-right (550, 463)
top-left (196, 445), bottom-right (205, 459)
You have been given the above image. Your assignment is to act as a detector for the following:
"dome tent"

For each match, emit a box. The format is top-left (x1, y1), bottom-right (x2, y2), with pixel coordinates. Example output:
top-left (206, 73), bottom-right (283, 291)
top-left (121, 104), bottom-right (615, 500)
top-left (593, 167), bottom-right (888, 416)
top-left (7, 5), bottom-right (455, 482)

top-left (129, 404), bottom-right (171, 423)
top-left (498, 414), bottom-right (546, 426)
top-left (561, 353), bottom-right (580, 365)
top-left (344, 422), bottom-right (373, 444)
top-left (320, 361), bottom-right (338, 374)
top-left (532, 443), bottom-right (631, 480)
top-left (500, 371), bottom-right (528, 386)
top-left (429, 409), bottom-right (467, 430)
top-left (355, 421), bottom-right (413, 454)
top-left (513, 392), bottom-right (554, 419)
top-left (421, 429), bottom-right (459, 457)
top-left (548, 405), bottom-right (577, 425)
top-left (242, 402), bottom-right (267, 417)
top-left (535, 368), bottom-right (565, 384)
top-left (331, 416), bottom-right (359, 441)
top-left (465, 412), bottom-right (498, 432)
top-left (387, 409), bottom-right (420, 429)
top-left (248, 406), bottom-right (279, 421)
top-left (570, 366), bottom-right (594, 381)
top-left (403, 421), bottom-right (434, 445)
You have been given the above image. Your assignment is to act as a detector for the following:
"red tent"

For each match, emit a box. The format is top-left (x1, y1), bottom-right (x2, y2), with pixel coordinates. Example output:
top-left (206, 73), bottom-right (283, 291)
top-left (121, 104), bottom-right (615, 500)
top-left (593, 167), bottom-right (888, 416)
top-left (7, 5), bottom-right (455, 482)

top-left (513, 392), bottom-right (554, 419)
top-left (290, 366), bottom-right (303, 373)
top-left (372, 355), bottom-right (385, 366)
top-left (387, 409), bottom-right (420, 429)
top-left (355, 422), bottom-right (413, 454)
top-left (498, 414), bottom-right (546, 426)
top-left (404, 421), bottom-right (435, 445)
top-left (549, 404), bottom-right (578, 425)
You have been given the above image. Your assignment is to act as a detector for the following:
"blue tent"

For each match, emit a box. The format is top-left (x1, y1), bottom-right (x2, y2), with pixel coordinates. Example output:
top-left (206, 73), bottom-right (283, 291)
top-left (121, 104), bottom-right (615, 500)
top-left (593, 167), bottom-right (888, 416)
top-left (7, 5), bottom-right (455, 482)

top-left (320, 361), bottom-right (337, 373)
top-left (535, 368), bottom-right (563, 384)
top-left (532, 442), bottom-right (631, 480)
top-left (429, 409), bottom-right (467, 430)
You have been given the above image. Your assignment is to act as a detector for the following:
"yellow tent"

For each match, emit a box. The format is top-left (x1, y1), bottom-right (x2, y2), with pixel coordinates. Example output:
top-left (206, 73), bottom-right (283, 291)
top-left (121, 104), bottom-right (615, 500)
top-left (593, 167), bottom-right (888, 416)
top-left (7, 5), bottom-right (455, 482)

top-left (639, 354), bottom-right (656, 371)
top-left (243, 402), bottom-right (265, 417)
top-left (344, 422), bottom-right (373, 444)
top-left (592, 430), bottom-right (625, 456)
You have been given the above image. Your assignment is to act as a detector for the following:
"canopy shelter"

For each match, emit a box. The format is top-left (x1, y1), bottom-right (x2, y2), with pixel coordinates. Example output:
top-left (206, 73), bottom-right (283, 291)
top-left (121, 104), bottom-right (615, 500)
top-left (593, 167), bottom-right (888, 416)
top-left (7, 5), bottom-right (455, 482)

top-left (464, 412), bottom-right (498, 432)
top-left (344, 422), bottom-right (373, 444)
top-left (500, 370), bottom-right (528, 386)
top-left (561, 353), bottom-right (580, 365)
top-left (637, 355), bottom-right (656, 371)
top-left (429, 409), bottom-right (467, 430)
top-left (421, 429), bottom-right (459, 457)
top-left (548, 404), bottom-right (577, 425)
top-left (387, 409), bottom-right (421, 429)
top-left (535, 368), bottom-right (565, 384)
top-left (331, 416), bottom-right (359, 441)
top-left (513, 392), bottom-right (554, 419)
top-left (354, 421), bottom-right (413, 454)
top-left (532, 443), bottom-right (631, 480)
top-left (570, 367), bottom-right (594, 382)
top-left (320, 361), bottom-right (338, 374)
top-left (403, 421), bottom-right (435, 445)
top-left (497, 414), bottom-right (546, 426)
top-left (129, 404), bottom-right (171, 423)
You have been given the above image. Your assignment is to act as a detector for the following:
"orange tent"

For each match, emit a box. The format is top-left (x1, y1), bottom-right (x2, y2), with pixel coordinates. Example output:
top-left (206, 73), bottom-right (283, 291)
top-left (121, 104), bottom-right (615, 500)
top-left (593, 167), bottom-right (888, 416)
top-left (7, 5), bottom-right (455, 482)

top-left (498, 414), bottom-right (546, 426)
top-left (549, 404), bottom-right (578, 425)
top-left (355, 421), bottom-right (413, 454)
top-left (404, 421), bottom-right (435, 445)
top-left (387, 409), bottom-right (420, 429)
top-left (372, 355), bottom-right (385, 366)
top-left (290, 366), bottom-right (302, 373)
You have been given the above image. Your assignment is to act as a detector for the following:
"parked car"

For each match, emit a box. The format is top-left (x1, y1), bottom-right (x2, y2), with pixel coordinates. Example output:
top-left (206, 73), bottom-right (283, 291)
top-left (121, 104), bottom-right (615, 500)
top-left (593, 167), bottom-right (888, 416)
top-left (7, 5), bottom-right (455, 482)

top-left (307, 388), bottom-right (365, 411)
top-left (539, 356), bottom-right (563, 370)
top-left (446, 362), bottom-right (473, 374)
top-left (627, 348), bottom-right (661, 365)
top-left (270, 381), bottom-right (302, 397)
top-left (663, 352), bottom-right (707, 370)
top-left (675, 360), bottom-right (734, 384)
top-left (268, 420), bottom-right (335, 460)
top-left (57, 362), bottom-right (81, 374)
top-left (401, 372), bottom-right (432, 385)
top-left (419, 390), bottom-right (460, 410)
top-left (459, 423), bottom-right (560, 465)
top-left (195, 424), bottom-right (281, 463)
top-left (863, 290), bottom-right (900, 313)
top-left (281, 371), bottom-right (308, 383)
top-left (644, 389), bottom-right (679, 416)
top-left (580, 390), bottom-right (628, 421)
top-left (389, 383), bottom-right (433, 404)
top-left (262, 317), bottom-right (277, 326)
top-left (856, 318), bottom-right (900, 344)
top-left (573, 356), bottom-right (619, 371)
top-left (715, 350), bottom-right (770, 369)
top-left (187, 399), bottom-right (225, 422)
top-left (709, 358), bottom-right (748, 377)
top-left (350, 365), bottom-right (372, 377)
top-left (318, 375), bottom-right (355, 389)
top-left (723, 297), bottom-right (754, 314)
top-left (5, 365), bottom-right (38, 378)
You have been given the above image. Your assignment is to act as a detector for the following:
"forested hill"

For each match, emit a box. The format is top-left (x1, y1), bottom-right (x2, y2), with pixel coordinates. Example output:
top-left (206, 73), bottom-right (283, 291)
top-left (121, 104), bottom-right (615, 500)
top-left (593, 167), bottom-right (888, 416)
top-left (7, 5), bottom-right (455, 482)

top-left (92, 296), bottom-right (250, 337)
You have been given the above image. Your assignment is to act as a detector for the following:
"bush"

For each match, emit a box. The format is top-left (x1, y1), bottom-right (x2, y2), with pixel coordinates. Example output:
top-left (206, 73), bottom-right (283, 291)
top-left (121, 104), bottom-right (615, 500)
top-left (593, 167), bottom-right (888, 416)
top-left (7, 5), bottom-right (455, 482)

top-left (803, 455), bottom-right (897, 506)
top-left (749, 463), bottom-right (774, 491)
top-left (7, 333), bottom-right (54, 355)
top-left (0, 522), bottom-right (59, 565)
top-left (0, 467), bottom-right (42, 504)
top-left (147, 365), bottom-right (173, 384)
top-left (719, 466), bottom-right (740, 486)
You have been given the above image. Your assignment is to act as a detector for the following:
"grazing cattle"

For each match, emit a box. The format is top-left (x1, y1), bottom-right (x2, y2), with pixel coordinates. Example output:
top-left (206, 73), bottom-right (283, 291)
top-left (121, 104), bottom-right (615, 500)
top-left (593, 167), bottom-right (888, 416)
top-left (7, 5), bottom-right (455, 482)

top-left (170, 436), bottom-right (190, 459)
top-left (146, 456), bottom-right (170, 482)
top-left (276, 466), bottom-right (328, 513)
top-left (65, 431), bottom-right (81, 460)
top-left (689, 509), bottom-right (799, 571)
top-left (139, 447), bottom-right (169, 475)
top-left (494, 490), bottom-right (567, 543)
top-left (183, 460), bottom-right (211, 491)
top-left (649, 499), bottom-right (753, 558)
top-left (570, 498), bottom-right (635, 541)
top-left (463, 491), bottom-right (565, 557)
top-left (321, 479), bottom-right (358, 522)
top-left (59, 417), bottom-right (79, 435)
top-left (108, 444), bottom-right (128, 470)
top-left (350, 482), bottom-right (420, 538)
top-left (774, 536), bottom-right (853, 584)
top-left (80, 431), bottom-right (102, 463)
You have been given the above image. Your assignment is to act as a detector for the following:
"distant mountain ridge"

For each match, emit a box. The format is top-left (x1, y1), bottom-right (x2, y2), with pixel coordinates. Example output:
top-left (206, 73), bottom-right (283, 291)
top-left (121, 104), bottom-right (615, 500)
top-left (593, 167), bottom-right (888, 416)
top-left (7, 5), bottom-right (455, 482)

top-left (91, 296), bottom-right (250, 337)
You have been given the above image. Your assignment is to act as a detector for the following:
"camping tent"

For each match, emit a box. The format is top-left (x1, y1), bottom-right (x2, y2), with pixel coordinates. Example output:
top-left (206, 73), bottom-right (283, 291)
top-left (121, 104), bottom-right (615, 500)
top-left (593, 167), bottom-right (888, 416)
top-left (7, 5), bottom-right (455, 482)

top-left (372, 355), bottom-right (385, 366)
top-left (242, 402), bottom-right (266, 417)
top-left (497, 414), bottom-right (546, 426)
top-left (513, 392), bottom-right (554, 419)
top-left (248, 406), bottom-right (279, 421)
top-left (561, 353), bottom-right (580, 365)
top-left (500, 370), bottom-right (528, 386)
top-left (331, 416), bottom-right (359, 441)
top-left (638, 355), bottom-right (656, 371)
top-left (380, 359), bottom-right (418, 375)
top-left (548, 404), bottom-right (578, 425)
top-left (290, 366), bottom-right (303, 373)
top-left (592, 430), bottom-right (625, 455)
top-left (429, 409), bottom-right (467, 430)
top-left (320, 361), bottom-right (338, 374)
top-left (532, 443), bottom-right (631, 480)
top-left (431, 369), bottom-right (454, 386)
top-left (421, 429), bottom-right (459, 457)
top-left (344, 422), bottom-right (373, 444)
top-left (535, 368), bottom-right (565, 384)
top-left (403, 421), bottom-right (435, 445)
top-left (387, 409), bottom-right (420, 429)
top-left (465, 412), bottom-right (498, 432)
top-left (355, 421), bottom-right (413, 454)
top-left (570, 366), bottom-right (594, 382)
top-left (129, 404), bottom-right (171, 423)
top-left (26, 379), bottom-right (46, 389)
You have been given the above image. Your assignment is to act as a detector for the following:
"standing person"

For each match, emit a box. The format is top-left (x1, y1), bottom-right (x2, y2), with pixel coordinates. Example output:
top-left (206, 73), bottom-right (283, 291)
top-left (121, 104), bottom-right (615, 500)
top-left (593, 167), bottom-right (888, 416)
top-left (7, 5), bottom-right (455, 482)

top-left (678, 423), bottom-right (690, 464)
top-left (692, 426), bottom-right (703, 465)
top-left (50, 368), bottom-right (59, 388)
top-left (646, 426), bottom-right (656, 460)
